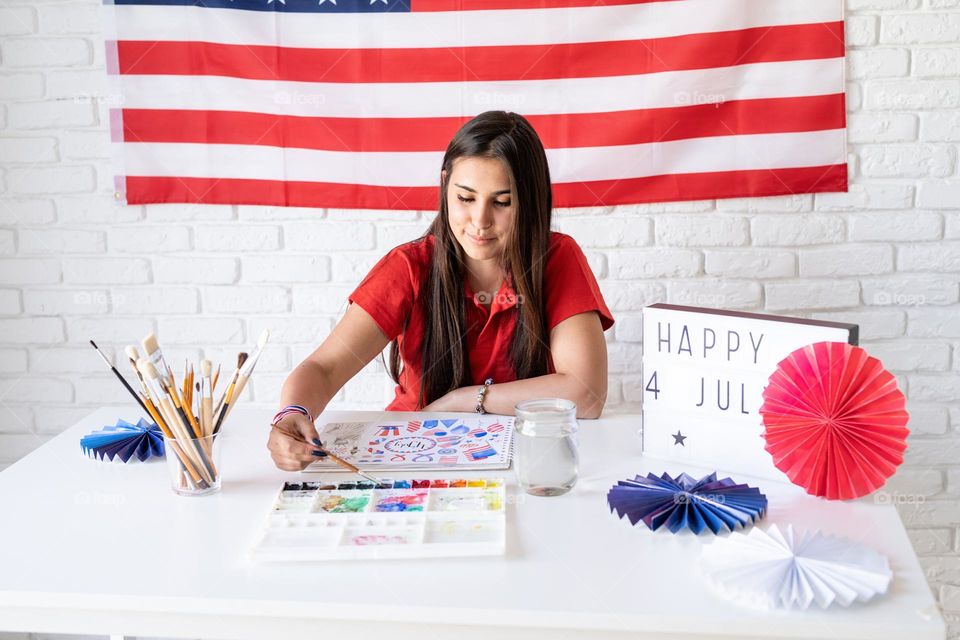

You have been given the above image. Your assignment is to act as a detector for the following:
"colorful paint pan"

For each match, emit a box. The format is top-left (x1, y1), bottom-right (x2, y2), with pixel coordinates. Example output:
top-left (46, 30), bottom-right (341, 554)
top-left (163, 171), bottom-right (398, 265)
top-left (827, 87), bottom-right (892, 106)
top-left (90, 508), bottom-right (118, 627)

top-left (252, 478), bottom-right (507, 562)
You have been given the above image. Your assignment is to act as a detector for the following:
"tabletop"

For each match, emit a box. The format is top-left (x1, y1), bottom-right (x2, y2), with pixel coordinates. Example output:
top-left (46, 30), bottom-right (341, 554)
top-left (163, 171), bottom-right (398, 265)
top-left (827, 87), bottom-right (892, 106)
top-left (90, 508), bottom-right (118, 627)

top-left (0, 406), bottom-right (945, 640)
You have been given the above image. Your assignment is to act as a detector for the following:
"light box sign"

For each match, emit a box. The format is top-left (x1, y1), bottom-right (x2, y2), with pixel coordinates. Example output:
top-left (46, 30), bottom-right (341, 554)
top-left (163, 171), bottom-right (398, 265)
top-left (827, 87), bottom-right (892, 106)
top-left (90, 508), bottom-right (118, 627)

top-left (641, 304), bottom-right (858, 481)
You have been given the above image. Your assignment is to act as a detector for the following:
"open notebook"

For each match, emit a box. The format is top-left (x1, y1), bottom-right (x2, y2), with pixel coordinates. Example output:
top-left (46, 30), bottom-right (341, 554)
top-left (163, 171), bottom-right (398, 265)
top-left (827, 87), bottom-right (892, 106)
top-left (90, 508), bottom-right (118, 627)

top-left (304, 413), bottom-right (515, 472)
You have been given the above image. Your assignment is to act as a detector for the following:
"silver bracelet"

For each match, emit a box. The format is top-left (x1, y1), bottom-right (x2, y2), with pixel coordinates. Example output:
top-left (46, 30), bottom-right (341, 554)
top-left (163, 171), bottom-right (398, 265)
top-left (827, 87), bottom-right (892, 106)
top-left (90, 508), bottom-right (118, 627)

top-left (475, 378), bottom-right (493, 414)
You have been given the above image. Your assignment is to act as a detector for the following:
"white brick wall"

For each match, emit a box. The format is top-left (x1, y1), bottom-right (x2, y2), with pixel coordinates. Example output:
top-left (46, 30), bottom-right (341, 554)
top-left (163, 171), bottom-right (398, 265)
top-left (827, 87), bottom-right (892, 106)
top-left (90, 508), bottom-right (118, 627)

top-left (0, 0), bottom-right (959, 636)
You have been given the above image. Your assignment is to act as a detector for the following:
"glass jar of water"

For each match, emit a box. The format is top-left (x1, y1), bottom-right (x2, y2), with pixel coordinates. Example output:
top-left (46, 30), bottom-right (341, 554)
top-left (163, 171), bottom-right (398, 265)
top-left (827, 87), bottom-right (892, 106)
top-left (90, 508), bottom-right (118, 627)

top-left (514, 398), bottom-right (579, 496)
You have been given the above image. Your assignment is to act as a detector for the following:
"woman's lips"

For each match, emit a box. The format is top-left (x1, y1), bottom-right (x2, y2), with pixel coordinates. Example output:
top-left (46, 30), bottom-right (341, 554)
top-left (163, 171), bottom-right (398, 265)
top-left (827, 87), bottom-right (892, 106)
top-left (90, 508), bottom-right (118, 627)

top-left (467, 232), bottom-right (493, 246)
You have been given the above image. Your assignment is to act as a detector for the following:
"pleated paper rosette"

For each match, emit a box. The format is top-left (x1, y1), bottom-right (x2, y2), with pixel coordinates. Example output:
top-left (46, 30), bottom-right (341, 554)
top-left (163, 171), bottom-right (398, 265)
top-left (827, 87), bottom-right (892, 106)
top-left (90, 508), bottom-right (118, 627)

top-left (700, 524), bottom-right (892, 610)
top-left (607, 472), bottom-right (767, 535)
top-left (81, 418), bottom-right (164, 463)
top-left (760, 341), bottom-right (909, 500)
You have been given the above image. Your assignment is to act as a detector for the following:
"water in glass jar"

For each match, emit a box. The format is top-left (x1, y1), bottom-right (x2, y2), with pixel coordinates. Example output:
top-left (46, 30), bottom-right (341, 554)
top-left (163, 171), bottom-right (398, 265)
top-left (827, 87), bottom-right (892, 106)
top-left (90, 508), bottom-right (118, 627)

top-left (514, 398), bottom-right (579, 497)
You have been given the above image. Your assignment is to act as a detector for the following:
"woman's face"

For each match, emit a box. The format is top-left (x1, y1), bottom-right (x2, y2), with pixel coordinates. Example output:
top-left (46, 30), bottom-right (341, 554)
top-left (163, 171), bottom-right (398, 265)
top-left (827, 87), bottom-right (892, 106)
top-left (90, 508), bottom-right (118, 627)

top-left (442, 156), bottom-right (516, 262)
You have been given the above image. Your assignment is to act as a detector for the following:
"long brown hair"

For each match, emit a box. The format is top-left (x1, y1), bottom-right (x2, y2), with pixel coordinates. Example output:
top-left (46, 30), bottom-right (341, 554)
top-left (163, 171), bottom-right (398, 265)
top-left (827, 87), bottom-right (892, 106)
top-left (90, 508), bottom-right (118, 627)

top-left (387, 111), bottom-right (554, 408)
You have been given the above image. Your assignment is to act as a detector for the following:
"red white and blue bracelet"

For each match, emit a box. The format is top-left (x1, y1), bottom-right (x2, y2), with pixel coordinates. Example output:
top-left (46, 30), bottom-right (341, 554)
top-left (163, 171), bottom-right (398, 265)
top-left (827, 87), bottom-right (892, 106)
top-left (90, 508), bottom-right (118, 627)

top-left (271, 404), bottom-right (313, 427)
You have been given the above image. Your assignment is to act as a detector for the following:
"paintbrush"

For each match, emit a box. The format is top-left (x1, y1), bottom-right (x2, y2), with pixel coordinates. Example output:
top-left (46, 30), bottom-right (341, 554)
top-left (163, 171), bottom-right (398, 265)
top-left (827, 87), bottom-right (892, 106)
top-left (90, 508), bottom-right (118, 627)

top-left (136, 359), bottom-right (210, 487)
top-left (123, 344), bottom-right (171, 434)
top-left (281, 428), bottom-right (384, 484)
top-left (89, 340), bottom-right (151, 419)
top-left (140, 332), bottom-right (186, 414)
top-left (138, 359), bottom-right (216, 484)
top-left (200, 360), bottom-right (213, 437)
top-left (212, 352), bottom-right (247, 434)
top-left (316, 447), bottom-right (385, 485)
top-left (221, 330), bottom-right (270, 423)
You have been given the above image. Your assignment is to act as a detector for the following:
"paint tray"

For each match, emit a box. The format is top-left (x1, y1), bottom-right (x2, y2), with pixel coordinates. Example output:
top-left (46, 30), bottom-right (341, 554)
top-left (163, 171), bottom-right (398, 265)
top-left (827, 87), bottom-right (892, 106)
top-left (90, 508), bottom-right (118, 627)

top-left (248, 478), bottom-right (506, 561)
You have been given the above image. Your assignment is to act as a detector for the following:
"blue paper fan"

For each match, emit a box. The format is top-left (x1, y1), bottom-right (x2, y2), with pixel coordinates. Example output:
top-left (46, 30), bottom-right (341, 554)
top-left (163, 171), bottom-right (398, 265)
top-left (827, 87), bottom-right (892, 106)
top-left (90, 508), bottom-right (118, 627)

top-left (81, 418), bottom-right (165, 463)
top-left (607, 471), bottom-right (767, 535)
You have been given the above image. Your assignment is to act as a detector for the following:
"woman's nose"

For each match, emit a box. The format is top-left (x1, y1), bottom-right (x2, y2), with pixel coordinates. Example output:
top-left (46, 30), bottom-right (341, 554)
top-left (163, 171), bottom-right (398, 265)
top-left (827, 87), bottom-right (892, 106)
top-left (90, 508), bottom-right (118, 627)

top-left (473, 207), bottom-right (495, 230)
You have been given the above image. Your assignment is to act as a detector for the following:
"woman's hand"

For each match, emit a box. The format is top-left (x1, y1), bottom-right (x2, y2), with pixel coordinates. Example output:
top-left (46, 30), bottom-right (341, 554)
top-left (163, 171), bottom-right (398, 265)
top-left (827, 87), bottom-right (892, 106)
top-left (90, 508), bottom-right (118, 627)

top-left (421, 387), bottom-right (470, 412)
top-left (267, 413), bottom-right (324, 471)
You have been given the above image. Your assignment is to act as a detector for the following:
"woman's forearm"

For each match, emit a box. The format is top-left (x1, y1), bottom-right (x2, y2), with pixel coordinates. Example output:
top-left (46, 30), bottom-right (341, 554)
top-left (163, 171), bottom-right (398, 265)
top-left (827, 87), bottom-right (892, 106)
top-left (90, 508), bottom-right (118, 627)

top-left (440, 373), bottom-right (607, 419)
top-left (278, 359), bottom-right (336, 420)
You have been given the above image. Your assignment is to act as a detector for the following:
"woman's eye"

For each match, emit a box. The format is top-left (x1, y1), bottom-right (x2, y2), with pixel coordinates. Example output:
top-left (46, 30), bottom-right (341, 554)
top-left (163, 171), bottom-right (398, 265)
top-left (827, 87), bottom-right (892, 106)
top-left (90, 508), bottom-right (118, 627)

top-left (495, 200), bottom-right (511, 208)
top-left (457, 195), bottom-right (474, 203)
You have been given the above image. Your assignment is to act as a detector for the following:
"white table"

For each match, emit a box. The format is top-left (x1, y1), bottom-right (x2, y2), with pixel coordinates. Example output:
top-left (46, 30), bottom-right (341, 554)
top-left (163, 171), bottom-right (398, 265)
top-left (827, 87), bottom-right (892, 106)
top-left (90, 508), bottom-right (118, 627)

top-left (0, 406), bottom-right (945, 640)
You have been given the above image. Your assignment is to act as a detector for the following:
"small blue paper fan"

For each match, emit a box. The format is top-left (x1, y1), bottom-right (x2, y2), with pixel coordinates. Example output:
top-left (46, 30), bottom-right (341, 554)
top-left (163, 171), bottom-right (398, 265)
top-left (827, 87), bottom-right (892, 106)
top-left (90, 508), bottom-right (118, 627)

top-left (81, 418), bottom-right (165, 463)
top-left (607, 471), bottom-right (767, 535)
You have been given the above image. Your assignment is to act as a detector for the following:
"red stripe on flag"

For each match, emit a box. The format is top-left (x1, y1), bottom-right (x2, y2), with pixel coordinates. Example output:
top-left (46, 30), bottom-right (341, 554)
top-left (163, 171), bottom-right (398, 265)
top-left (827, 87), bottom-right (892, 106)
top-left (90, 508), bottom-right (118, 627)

top-left (115, 23), bottom-right (843, 83)
top-left (121, 95), bottom-right (846, 152)
top-left (123, 165), bottom-right (847, 210)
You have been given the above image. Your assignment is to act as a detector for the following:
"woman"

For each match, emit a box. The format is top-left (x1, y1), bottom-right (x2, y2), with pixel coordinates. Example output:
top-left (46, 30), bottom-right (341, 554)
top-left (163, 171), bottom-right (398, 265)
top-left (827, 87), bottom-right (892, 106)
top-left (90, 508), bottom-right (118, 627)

top-left (268, 111), bottom-right (614, 471)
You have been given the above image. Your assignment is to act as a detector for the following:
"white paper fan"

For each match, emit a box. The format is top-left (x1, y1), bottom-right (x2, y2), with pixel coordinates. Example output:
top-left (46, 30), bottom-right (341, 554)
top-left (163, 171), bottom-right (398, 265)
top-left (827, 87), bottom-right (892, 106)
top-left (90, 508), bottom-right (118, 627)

top-left (700, 524), bottom-right (892, 610)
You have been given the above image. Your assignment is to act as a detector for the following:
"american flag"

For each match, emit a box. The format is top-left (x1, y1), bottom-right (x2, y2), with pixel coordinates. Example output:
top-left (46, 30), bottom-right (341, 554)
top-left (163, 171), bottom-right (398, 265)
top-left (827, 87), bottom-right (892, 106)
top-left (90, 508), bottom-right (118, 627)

top-left (464, 442), bottom-right (497, 460)
top-left (105, 0), bottom-right (846, 210)
top-left (406, 421), bottom-right (422, 433)
top-left (439, 455), bottom-right (459, 465)
top-left (486, 423), bottom-right (505, 434)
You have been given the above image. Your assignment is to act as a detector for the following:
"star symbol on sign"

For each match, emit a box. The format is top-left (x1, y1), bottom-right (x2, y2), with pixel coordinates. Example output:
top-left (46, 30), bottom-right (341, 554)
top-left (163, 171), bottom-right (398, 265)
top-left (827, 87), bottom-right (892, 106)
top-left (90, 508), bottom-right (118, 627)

top-left (672, 430), bottom-right (687, 446)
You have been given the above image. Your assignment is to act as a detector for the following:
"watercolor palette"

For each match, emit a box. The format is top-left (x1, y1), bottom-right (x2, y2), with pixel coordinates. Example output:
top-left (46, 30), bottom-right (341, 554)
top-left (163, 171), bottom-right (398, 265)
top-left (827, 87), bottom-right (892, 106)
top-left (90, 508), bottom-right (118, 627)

top-left (248, 478), bottom-right (506, 562)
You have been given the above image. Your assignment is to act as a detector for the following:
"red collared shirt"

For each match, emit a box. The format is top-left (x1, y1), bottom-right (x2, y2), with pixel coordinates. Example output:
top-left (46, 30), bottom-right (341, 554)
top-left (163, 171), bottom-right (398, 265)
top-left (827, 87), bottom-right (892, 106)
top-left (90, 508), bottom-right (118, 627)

top-left (348, 231), bottom-right (614, 411)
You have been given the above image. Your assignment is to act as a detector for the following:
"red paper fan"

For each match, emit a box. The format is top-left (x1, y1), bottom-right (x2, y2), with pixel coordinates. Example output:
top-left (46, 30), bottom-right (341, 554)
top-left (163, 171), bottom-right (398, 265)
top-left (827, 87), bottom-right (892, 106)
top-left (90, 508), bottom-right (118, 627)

top-left (760, 341), bottom-right (909, 500)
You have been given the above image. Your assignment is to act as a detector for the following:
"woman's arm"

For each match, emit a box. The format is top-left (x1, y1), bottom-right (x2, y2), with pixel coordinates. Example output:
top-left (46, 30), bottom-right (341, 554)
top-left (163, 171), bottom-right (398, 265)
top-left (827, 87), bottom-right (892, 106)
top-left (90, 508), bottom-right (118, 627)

top-left (422, 311), bottom-right (609, 419)
top-left (268, 303), bottom-right (390, 470)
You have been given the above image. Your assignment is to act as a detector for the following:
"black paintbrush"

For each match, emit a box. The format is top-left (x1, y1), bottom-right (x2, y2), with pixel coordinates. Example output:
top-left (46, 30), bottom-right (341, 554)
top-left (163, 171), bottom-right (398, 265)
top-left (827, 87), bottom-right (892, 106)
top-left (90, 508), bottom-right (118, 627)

top-left (90, 339), bottom-right (151, 419)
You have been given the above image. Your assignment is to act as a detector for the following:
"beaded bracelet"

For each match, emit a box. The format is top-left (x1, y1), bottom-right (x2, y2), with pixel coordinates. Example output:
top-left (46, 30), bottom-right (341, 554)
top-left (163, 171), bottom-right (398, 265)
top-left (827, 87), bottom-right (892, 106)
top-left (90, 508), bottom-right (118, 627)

top-left (271, 404), bottom-right (313, 427)
top-left (475, 378), bottom-right (493, 414)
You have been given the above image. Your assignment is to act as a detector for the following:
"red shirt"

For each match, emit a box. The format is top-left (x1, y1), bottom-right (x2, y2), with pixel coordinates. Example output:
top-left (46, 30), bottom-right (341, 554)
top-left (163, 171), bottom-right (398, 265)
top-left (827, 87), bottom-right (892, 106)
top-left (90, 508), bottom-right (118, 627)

top-left (348, 231), bottom-right (614, 411)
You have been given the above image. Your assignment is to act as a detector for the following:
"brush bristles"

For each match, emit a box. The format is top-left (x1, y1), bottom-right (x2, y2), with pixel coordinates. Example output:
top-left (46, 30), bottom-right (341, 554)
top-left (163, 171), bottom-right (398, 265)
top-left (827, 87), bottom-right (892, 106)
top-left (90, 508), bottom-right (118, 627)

top-left (141, 332), bottom-right (159, 356)
top-left (137, 358), bottom-right (159, 380)
top-left (120, 332), bottom-right (267, 440)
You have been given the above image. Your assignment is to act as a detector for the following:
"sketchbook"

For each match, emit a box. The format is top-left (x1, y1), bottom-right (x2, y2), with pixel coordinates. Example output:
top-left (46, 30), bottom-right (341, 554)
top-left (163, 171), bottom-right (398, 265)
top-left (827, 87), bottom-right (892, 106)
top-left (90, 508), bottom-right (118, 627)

top-left (303, 413), bottom-right (515, 472)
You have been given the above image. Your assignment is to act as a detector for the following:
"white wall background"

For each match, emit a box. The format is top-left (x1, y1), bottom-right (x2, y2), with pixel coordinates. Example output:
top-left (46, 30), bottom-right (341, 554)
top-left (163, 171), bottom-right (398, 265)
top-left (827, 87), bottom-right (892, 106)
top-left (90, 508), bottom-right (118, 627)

top-left (0, 0), bottom-right (958, 637)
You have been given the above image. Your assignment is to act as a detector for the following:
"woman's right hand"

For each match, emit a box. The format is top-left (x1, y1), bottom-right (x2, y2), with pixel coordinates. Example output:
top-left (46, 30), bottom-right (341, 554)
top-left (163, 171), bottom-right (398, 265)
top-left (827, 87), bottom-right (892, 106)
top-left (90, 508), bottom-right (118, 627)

top-left (267, 413), bottom-right (324, 472)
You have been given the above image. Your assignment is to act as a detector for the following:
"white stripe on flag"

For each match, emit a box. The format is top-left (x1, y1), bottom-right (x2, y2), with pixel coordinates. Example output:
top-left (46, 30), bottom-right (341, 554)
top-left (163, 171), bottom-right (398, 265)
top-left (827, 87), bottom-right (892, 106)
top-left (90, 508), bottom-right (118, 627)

top-left (116, 129), bottom-right (846, 185)
top-left (116, 58), bottom-right (844, 118)
top-left (112, 0), bottom-right (843, 49)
